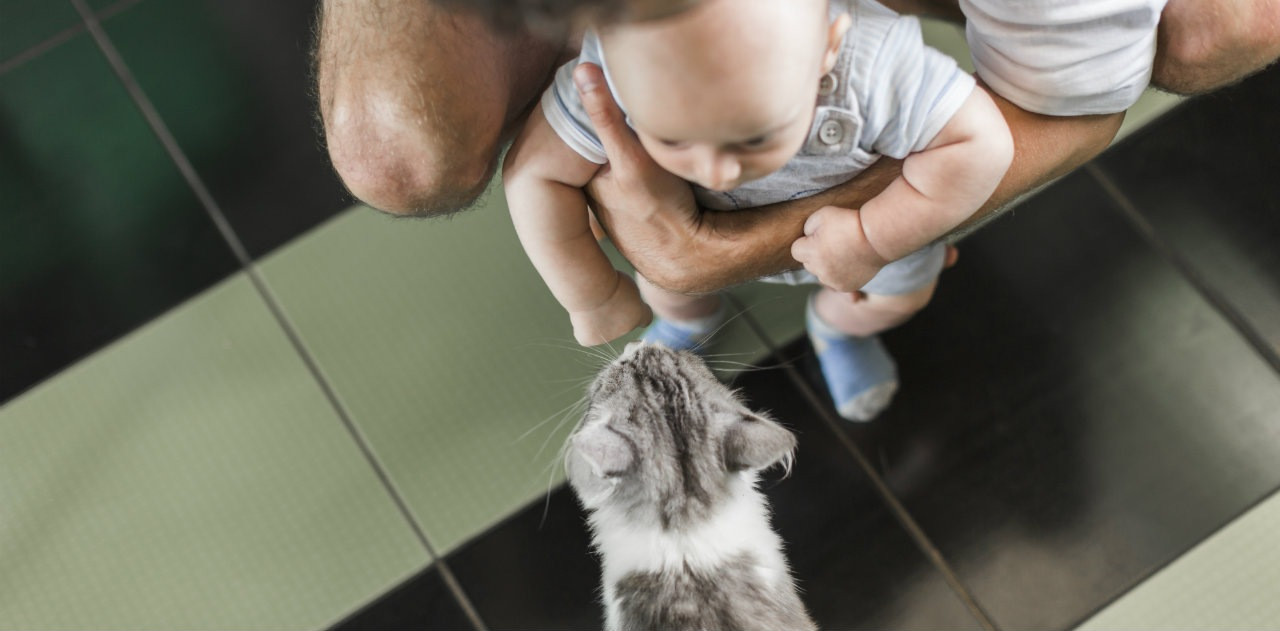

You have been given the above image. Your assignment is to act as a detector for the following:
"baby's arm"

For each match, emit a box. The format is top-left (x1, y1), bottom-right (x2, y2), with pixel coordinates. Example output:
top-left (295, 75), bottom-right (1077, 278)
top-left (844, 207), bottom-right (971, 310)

top-left (792, 87), bottom-right (1014, 292)
top-left (503, 103), bottom-right (652, 346)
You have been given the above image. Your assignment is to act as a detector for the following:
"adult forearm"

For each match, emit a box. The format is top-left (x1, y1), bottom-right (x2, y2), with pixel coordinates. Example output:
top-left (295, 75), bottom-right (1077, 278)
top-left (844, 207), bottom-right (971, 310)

top-left (948, 88), bottom-right (1124, 239)
top-left (633, 91), bottom-right (1119, 293)
top-left (637, 160), bottom-right (903, 293)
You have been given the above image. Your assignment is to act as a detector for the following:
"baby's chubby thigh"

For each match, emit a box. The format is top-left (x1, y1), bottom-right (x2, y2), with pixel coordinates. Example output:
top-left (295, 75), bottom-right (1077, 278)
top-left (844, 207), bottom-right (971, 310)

top-left (813, 243), bottom-right (946, 337)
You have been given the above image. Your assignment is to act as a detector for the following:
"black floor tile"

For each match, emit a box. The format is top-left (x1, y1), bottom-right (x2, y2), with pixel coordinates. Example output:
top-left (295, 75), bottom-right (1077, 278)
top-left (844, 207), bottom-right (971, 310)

top-left (330, 565), bottom-right (477, 631)
top-left (101, 0), bottom-right (350, 259)
top-left (0, 35), bottom-right (239, 404)
top-left (441, 361), bottom-right (984, 630)
top-left (1097, 64), bottom-right (1280, 358)
top-left (796, 170), bottom-right (1280, 629)
top-left (738, 361), bottom-right (987, 629)
top-left (446, 486), bottom-right (605, 631)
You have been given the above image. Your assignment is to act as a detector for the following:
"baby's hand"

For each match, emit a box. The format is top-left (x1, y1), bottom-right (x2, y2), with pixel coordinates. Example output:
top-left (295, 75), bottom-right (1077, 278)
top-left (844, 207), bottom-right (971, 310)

top-left (790, 206), bottom-right (889, 293)
top-left (569, 272), bottom-right (653, 346)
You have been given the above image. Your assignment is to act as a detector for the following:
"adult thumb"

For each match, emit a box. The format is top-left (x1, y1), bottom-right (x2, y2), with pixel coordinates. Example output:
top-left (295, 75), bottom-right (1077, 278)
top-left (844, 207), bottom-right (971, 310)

top-left (574, 62), bottom-right (641, 167)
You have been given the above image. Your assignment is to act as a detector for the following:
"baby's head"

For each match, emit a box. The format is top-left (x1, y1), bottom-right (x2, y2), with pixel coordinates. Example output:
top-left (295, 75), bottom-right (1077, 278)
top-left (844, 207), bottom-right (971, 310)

top-left (600, 0), bottom-right (850, 191)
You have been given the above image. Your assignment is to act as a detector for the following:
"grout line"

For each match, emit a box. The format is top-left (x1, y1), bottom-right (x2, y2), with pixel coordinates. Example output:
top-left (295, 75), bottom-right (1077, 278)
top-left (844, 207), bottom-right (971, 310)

top-left (0, 0), bottom-right (144, 76)
top-left (95, 0), bottom-right (147, 21)
top-left (1086, 163), bottom-right (1280, 377)
top-left (68, 2), bottom-right (489, 629)
top-left (727, 294), bottom-right (1000, 631)
top-left (1065, 482), bottom-right (1280, 629)
top-left (0, 22), bottom-right (86, 76)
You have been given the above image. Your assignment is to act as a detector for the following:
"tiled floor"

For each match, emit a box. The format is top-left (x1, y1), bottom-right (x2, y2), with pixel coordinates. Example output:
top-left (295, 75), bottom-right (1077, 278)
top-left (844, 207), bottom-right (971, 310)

top-left (2, 1), bottom-right (1278, 629)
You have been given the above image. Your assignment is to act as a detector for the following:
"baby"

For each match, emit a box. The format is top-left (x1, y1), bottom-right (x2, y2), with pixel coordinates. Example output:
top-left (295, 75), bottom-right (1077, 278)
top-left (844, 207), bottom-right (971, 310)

top-left (503, 0), bottom-right (1013, 420)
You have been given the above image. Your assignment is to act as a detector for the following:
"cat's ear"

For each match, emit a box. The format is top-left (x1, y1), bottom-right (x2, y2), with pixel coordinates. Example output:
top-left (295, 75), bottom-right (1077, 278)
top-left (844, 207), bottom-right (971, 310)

top-left (723, 412), bottom-right (797, 473)
top-left (571, 422), bottom-right (634, 479)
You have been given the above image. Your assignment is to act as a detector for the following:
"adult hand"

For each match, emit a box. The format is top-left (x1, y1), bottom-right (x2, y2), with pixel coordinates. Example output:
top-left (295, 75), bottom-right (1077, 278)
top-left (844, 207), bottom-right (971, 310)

top-left (573, 63), bottom-right (703, 289)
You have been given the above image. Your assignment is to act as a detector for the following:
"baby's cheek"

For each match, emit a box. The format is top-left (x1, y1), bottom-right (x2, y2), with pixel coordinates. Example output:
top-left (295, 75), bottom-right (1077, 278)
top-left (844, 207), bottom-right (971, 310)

top-left (649, 152), bottom-right (697, 182)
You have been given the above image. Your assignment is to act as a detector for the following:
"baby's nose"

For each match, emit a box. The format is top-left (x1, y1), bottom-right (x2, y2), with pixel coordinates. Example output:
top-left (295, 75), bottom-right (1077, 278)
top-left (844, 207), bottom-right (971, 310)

top-left (702, 155), bottom-right (741, 191)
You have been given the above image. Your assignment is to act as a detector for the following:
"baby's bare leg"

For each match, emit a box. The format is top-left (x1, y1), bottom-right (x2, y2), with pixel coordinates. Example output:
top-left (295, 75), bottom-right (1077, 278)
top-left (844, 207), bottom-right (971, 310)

top-left (636, 274), bottom-right (723, 322)
top-left (634, 274), bottom-right (726, 351)
top-left (315, 0), bottom-right (565, 216)
top-left (812, 283), bottom-right (937, 338)
top-left (807, 283), bottom-right (937, 421)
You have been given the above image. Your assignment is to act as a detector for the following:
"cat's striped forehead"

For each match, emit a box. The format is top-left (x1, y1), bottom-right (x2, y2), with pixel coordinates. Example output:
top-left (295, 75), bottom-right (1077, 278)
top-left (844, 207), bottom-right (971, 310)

top-left (586, 343), bottom-right (734, 427)
top-left (582, 343), bottom-right (742, 527)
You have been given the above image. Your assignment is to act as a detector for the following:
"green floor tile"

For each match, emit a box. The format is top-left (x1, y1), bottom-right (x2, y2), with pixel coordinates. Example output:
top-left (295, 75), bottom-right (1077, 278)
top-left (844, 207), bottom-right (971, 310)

top-left (1078, 489), bottom-right (1280, 629)
top-left (919, 17), bottom-right (974, 74)
top-left (0, 0), bottom-right (81, 63)
top-left (261, 191), bottom-right (607, 554)
top-left (259, 179), bottom-right (789, 554)
top-left (0, 275), bottom-right (427, 630)
top-left (1117, 88), bottom-right (1184, 141)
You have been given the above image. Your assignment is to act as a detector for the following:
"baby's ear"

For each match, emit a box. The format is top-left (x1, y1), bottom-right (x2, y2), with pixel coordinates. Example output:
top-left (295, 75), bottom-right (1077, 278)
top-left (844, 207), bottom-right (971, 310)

top-left (571, 422), bottom-right (635, 479)
top-left (723, 412), bottom-right (797, 473)
top-left (823, 13), bottom-right (853, 74)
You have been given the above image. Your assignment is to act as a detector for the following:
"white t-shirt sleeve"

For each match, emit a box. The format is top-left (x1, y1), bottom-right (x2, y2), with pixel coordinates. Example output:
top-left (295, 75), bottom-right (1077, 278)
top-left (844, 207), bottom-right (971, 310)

top-left (959, 0), bottom-right (1166, 115)
top-left (855, 4), bottom-right (977, 159)
top-left (539, 31), bottom-right (609, 164)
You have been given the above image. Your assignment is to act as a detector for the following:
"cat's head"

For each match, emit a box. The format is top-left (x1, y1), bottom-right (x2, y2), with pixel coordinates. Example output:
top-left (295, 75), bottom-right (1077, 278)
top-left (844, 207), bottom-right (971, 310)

top-left (566, 342), bottom-right (796, 528)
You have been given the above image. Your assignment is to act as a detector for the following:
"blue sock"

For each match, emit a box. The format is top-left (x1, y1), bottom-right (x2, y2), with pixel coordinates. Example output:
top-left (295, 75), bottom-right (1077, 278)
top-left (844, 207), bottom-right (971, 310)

top-left (806, 296), bottom-right (899, 421)
top-left (640, 298), bottom-right (728, 353)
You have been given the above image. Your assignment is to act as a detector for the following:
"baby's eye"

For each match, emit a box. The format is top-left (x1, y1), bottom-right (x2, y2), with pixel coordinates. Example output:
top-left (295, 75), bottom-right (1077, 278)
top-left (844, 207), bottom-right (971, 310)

top-left (658, 138), bottom-right (684, 148)
top-left (739, 135), bottom-right (769, 148)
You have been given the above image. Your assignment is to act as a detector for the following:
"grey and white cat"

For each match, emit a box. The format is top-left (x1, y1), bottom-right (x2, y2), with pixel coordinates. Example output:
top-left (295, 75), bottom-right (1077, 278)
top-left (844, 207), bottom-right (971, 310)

top-left (565, 342), bottom-right (817, 631)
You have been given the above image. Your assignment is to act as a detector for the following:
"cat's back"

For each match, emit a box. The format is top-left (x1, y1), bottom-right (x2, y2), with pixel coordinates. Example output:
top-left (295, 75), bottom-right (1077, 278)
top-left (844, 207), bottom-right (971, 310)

top-left (612, 552), bottom-right (816, 631)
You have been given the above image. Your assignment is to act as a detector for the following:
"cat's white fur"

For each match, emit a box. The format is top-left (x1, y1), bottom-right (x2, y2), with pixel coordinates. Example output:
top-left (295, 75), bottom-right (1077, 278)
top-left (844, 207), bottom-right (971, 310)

top-left (589, 471), bottom-right (791, 626)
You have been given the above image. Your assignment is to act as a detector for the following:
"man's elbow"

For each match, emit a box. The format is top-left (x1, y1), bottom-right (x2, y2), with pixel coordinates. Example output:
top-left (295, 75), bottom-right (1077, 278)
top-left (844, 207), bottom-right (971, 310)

top-left (1153, 0), bottom-right (1280, 94)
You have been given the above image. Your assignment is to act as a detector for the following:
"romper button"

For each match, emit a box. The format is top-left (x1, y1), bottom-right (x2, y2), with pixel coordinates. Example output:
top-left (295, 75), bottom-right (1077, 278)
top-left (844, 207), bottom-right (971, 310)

top-left (818, 119), bottom-right (843, 145)
top-left (818, 73), bottom-right (838, 96)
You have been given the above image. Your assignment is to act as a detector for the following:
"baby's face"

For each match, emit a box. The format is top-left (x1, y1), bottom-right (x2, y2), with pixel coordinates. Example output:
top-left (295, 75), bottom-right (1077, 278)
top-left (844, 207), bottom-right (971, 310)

top-left (602, 0), bottom-right (841, 191)
top-left (631, 83), bottom-right (816, 192)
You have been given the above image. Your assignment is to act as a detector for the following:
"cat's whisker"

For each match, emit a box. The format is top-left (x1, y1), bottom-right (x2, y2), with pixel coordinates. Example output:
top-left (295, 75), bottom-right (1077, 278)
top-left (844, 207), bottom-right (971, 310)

top-left (542, 373), bottom-right (602, 386)
top-left (587, 344), bottom-right (618, 365)
top-left (539, 407), bottom-right (595, 529)
top-left (533, 397), bottom-right (589, 461)
top-left (520, 337), bottom-right (592, 354)
top-left (517, 395), bottom-right (587, 443)
top-left (690, 293), bottom-right (780, 354)
top-left (599, 337), bottom-right (622, 362)
top-left (539, 464), bottom-right (560, 530)
top-left (699, 292), bottom-right (801, 354)
top-left (702, 361), bottom-right (788, 374)
top-left (698, 349), bottom-right (758, 359)
top-left (704, 352), bottom-right (803, 372)
top-left (523, 338), bottom-right (617, 368)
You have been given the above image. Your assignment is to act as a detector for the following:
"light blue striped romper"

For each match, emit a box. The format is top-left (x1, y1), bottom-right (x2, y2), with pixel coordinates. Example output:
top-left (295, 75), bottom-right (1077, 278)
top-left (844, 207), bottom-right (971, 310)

top-left (542, 0), bottom-right (976, 294)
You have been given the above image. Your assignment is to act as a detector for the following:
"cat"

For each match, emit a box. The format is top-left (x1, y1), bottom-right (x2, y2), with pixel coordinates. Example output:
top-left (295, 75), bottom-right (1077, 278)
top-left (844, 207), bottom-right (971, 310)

top-left (565, 341), bottom-right (817, 631)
